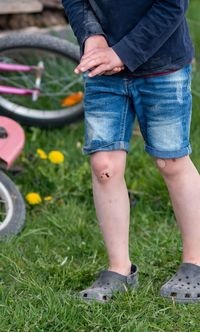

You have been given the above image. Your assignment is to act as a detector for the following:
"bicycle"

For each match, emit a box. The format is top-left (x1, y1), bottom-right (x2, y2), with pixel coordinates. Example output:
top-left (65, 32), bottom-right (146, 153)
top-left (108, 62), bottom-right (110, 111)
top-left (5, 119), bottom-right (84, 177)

top-left (1, 31), bottom-right (199, 130)
top-left (0, 116), bottom-right (25, 239)
top-left (0, 32), bottom-right (83, 128)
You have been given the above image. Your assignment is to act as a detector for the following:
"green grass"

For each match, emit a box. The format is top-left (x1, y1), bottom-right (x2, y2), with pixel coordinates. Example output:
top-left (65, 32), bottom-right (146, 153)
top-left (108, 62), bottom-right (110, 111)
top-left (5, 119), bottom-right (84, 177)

top-left (1, 3), bottom-right (200, 331)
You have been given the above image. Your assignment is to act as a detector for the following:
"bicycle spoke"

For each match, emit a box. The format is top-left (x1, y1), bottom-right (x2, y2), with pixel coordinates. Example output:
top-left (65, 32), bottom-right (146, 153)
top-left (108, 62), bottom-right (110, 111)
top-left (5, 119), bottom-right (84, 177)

top-left (0, 199), bottom-right (7, 223)
top-left (0, 47), bottom-right (83, 111)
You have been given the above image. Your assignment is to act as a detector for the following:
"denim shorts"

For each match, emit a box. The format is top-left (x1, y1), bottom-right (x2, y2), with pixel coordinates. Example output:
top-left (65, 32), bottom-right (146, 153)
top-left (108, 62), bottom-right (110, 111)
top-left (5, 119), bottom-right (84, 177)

top-left (82, 64), bottom-right (192, 159)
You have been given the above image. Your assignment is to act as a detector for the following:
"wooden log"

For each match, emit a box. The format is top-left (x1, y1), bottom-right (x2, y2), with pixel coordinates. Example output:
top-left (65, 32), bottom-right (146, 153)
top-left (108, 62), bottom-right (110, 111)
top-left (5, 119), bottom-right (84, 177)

top-left (0, 0), bottom-right (43, 15)
top-left (40, 0), bottom-right (63, 10)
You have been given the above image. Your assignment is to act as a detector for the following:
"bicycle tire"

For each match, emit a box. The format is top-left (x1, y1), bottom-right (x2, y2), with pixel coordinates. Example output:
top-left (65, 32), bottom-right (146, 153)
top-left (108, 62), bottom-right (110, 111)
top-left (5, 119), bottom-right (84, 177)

top-left (0, 32), bottom-right (83, 128)
top-left (0, 170), bottom-right (25, 239)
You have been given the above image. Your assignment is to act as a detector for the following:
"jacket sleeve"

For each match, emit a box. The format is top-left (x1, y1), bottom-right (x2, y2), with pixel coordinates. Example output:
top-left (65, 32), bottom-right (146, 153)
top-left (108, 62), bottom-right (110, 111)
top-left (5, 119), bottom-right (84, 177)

top-left (112, 0), bottom-right (189, 72)
top-left (62, 0), bottom-right (107, 55)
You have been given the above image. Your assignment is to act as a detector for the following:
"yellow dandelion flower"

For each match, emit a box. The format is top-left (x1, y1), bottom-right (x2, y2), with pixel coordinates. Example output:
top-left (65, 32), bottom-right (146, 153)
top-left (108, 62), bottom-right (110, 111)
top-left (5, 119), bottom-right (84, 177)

top-left (26, 192), bottom-right (42, 205)
top-left (44, 196), bottom-right (53, 201)
top-left (48, 151), bottom-right (64, 164)
top-left (76, 141), bottom-right (82, 149)
top-left (36, 148), bottom-right (47, 160)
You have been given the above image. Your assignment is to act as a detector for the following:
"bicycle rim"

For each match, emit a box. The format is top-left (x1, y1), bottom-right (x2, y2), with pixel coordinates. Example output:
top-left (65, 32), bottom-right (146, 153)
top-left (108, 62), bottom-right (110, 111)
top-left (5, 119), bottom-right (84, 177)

top-left (0, 46), bottom-right (83, 122)
top-left (188, 20), bottom-right (200, 98)
top-left (0, 181), bottom-right (14, 231)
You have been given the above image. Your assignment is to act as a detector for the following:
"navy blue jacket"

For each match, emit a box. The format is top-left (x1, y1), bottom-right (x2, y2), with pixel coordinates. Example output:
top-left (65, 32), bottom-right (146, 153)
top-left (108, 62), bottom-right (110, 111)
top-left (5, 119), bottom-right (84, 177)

top-left (62, 0), bottom-right (194, 75)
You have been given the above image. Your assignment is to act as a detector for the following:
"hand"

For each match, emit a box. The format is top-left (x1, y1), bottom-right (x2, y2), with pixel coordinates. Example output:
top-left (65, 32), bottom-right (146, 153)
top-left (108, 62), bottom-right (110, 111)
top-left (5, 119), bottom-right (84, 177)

top-left (84, 35), bottom-right (108, 54)
top-left (75, 46), bottom-right (124, 77)
top-left (103, 66), bottom-right (125, 75)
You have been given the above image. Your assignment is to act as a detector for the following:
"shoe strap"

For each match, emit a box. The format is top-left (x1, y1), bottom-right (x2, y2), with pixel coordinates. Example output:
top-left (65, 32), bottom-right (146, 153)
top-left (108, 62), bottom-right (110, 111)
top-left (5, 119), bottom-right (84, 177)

top-left (98, 264), bottom-right (138, 285)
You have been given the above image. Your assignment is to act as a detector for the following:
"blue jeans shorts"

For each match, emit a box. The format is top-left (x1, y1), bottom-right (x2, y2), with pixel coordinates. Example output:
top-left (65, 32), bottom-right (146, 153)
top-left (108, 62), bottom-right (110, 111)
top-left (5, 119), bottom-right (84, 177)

top-left (82, 64), bottom-right (192, 159)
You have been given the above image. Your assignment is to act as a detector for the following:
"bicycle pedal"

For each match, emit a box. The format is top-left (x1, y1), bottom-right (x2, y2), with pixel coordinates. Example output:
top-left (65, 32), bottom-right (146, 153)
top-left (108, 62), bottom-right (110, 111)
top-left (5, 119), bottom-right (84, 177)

top-left (0, 127), bottom-right (8, 138)
top-left (0, 162), bottom-right (24, 176)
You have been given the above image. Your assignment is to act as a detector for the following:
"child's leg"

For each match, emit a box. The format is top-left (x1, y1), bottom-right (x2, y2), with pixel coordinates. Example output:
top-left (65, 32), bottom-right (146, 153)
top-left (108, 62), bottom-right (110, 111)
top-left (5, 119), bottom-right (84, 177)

top-left (156, 156), bottom-right (200, 265)
top-left (90, 150), bottom-right (132, 276)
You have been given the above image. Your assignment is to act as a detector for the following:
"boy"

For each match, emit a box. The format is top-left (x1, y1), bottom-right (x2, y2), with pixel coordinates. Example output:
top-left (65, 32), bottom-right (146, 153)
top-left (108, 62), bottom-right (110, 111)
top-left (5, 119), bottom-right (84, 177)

top-left (62, 0), bottom-right (200, 303)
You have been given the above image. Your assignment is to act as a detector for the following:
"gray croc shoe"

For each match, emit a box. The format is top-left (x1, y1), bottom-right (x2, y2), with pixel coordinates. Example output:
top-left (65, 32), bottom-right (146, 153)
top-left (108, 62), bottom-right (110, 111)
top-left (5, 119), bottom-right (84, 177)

top-left (160, 263), bottom-right (200, 303)
top-left (80, 264), bottom-right (138, 303)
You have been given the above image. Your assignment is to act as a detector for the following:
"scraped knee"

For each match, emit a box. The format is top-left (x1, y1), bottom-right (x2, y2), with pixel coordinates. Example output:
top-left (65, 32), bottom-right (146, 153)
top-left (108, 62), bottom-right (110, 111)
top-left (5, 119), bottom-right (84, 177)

top-left (155, 157), bottom-right (186, 178)
top-left (91, 158), bottom-right (114, 183)
top-left (91, 151), bottom-right (125, 184)
top-left (156, 159), bottom-right (167, 169)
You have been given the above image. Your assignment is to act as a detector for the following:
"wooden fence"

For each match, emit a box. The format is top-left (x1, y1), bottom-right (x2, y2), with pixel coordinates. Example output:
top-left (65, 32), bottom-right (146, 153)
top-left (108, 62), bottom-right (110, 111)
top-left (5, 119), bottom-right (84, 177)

top-left (0, 0), bottom-right (62, 15)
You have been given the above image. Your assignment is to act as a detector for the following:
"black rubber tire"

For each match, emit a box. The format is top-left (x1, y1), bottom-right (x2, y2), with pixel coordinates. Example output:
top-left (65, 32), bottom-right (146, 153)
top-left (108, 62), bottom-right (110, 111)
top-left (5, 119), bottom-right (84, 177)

top-left (0, 170), bottom-right (25, 239)
top-left (0, 32), bottom-right (83, 128)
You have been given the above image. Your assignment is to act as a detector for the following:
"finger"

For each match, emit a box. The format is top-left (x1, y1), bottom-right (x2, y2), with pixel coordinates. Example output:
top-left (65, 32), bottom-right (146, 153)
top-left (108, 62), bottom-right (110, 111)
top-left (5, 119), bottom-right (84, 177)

top-left (74, 65), bottom-right (82, 74)
top-left (77, 56), bottom-right (107, 73)
top-left (97, 65), bottom-right (124, 76)
top-left (97, 71), bottom-right (106, 76)
top-left (88, 64), bottom-right (111, 77)
top-left (75, 59), bottom-right (101, 73)
top-left (81, 49), bottom-right (108, 63)
top-left (104, 71), bottom-right (117, 75)
top-left (82, 47), bottom-right (106, 59)
top-left (74, 53), bottom-right (108, 74)
top-left (113, 67), bottom-right (122, 72)
top-left (82, 48), bottom-right (99, 59)
top-left (79, 51), bottom-right (106, 66)
top-left (104, 67), bottom-right (123, 75)
top-left (75, 55), bottom-right (100, 73)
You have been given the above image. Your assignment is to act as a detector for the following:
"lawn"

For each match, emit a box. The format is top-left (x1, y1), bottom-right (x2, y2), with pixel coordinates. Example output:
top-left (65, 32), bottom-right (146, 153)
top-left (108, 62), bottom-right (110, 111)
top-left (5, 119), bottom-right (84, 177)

top-left (1, 2), bottom-right (200, 331)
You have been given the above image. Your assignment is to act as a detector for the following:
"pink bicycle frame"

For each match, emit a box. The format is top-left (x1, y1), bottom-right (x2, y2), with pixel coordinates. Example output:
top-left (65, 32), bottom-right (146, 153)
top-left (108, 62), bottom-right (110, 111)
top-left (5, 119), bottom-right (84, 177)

top-left (0, 62), bottom-right (44, 100)
top-left (0, 116), bottom-right (25, 169)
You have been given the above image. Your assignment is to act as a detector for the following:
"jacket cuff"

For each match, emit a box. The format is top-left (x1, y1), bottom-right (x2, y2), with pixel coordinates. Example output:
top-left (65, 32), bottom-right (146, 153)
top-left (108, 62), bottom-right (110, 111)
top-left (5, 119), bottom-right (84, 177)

top-left (112, 37), bottom-right (144, 72)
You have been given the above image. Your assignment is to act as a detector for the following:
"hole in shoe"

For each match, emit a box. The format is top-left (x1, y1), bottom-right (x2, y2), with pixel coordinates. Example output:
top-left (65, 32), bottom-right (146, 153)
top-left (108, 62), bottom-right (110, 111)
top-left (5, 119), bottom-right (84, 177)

top-left (102, 295), bottom-right (108, 301)
top-left (197, 294), bottom-right (200, 297)
top-left (170, 292), bottom-right (177, 297)
top-left (83, 293), bottom-right (88, 298)
top-left (178, 278), bottom-right (182, 281)
top-left (185, 293), bottom-right (191, 298)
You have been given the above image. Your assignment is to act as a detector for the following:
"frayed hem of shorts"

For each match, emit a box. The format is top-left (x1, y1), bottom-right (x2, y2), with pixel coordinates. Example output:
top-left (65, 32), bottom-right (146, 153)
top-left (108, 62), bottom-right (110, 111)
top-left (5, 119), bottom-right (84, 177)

top-left (145, 144), bottom-right (192, 159)
top-left (82, 141), bottom-right (129, 155)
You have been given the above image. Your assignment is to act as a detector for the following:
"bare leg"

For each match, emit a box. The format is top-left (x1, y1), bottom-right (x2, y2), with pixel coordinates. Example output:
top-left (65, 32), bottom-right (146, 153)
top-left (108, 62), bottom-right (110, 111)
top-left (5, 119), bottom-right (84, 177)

top-left (91, 150), bottom-right (131, 276)
top-left (157, 156), bottom-right (200, 265)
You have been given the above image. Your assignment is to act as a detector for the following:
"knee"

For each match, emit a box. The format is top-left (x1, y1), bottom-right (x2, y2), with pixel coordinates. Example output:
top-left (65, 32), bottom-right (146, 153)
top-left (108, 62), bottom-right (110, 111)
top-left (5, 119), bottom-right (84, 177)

top-left (155, 157), bottom-right (188, 178)
top-left (91, 151), bottom-right (125, 183)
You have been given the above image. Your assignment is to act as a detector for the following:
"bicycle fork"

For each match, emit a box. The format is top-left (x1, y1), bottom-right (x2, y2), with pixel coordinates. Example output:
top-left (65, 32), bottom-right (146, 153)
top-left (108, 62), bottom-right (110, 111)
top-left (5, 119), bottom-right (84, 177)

top-left (0, 61), bottom-right (44, 101)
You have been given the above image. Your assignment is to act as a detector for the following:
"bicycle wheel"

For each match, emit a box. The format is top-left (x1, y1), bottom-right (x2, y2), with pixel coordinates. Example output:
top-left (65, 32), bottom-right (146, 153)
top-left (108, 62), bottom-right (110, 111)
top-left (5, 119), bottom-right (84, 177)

top-left (0, 33), bottom-right (83, 128)
top-left (0, 170), bottom-right (25, 239)
top-left (188, 19), bottom-right (200, 100)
